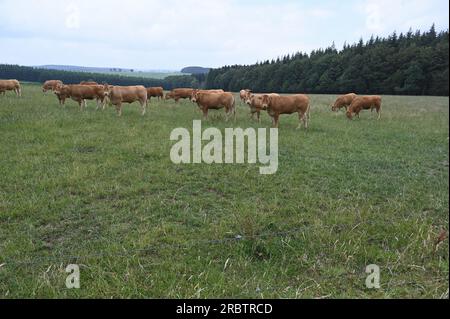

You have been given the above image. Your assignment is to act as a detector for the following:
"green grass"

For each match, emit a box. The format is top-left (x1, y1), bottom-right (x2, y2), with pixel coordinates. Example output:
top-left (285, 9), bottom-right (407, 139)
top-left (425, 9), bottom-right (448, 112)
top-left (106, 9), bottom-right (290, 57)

top-left (0, 84), bottom-right (448, 298)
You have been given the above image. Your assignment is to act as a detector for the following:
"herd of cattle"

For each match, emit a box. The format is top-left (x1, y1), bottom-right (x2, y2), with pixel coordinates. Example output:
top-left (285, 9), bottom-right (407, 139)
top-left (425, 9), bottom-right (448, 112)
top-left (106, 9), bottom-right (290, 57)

top-left (1, 79), bottom-right (382, 127)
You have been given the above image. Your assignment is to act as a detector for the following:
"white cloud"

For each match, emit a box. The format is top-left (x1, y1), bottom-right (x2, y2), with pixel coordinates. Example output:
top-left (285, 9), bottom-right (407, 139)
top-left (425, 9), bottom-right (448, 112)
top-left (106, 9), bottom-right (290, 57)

top-left (359, 0), bottom-right (449, 34)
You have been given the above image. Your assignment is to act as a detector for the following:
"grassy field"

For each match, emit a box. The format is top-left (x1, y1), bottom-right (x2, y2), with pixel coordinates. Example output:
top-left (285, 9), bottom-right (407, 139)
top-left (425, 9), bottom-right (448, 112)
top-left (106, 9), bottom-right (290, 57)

top-left (0, 84), bottom-right (448, 298)
top-left (102, 70), bottom-right (185, 79)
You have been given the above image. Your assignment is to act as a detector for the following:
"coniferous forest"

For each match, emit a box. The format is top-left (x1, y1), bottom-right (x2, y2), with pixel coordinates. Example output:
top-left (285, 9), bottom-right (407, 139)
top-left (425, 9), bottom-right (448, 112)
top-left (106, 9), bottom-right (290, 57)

top-left (206, 25), bottom-right (449, 96)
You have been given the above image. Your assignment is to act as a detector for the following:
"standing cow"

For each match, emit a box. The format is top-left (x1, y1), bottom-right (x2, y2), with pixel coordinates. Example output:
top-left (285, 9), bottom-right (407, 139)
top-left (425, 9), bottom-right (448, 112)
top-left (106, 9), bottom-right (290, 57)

top-left (42, 80), bottom-right (63, 93)
top-left (332, 93), bottom-right (357, 112)
top-left (107, 85), bottom-right (148, 116)
top-left (346, 96), bottom-right (382, 120)
top-left (146, 87), bottom-right (164, 101)
top-left (80, 81), bottom-right (99, 86)
top-left (165, 88), bottom-right (194, 102)
top-left (191, 91), bottom-right (236, 121)
top-left (0, 79), bottom-right (22, 97)
top-left (191, 89), bottom-right (224, 108)
top-left (245, 93), bottom-right (280, 122)
top-left (261, 94), bottom-right (310, 129)
top-left (54, 84), bottom-right (108, 110)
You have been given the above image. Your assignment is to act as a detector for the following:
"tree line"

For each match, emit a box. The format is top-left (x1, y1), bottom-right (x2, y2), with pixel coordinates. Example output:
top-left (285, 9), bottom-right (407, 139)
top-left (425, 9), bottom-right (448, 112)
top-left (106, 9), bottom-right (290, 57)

top-left (206, 25), bottom-right (449, 96)
top-left (0, 64), bottom-right (202, 90)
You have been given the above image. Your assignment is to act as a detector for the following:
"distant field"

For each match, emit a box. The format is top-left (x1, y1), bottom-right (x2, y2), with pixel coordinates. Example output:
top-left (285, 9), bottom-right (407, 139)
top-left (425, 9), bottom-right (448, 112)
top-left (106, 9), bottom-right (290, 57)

top-left (0, 84), bottom-right (448, 298)
top-left (101, 71), bottom-right (184, 79)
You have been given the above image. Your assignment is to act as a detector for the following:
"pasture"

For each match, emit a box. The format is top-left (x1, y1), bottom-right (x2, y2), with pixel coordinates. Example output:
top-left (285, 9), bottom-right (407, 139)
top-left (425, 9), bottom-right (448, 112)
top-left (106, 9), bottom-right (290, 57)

top-left (0, 84), bottom-right (448, 298)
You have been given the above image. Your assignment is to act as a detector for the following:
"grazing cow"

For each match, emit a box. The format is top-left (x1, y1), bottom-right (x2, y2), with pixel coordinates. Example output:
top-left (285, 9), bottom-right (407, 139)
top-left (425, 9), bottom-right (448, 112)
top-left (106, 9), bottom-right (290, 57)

top-left (165, 88), bottom-right (194, 102)
top-left (261, 94), bottom-right (310, 129)
top-left (0, 79), bottom-right (22, 97)
top-left (54, 84), bottom-right (108, 110)
top-left (146, 87), bottom-right (164, 100)
top-left (106, 85), bottom-right (148, 116)
top-left (191, 91), bottom-right (236, 121)
top-left (332, 93), bottom-right (357, 112)
top-left (245, 93), bottom-right (280, 122)
top-left (240, 89), bottom-right (252, 102)
top-left (80, 81), bottom-right (99, 86)
top-left (346, 96), bottom-right (382, 120)
top-left (42, 80), bottom-right (63, 93)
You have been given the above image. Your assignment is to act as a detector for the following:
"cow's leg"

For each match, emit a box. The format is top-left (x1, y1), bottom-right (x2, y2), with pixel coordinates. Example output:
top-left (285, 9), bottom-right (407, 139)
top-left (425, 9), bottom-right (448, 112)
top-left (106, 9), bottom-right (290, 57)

top-left (273, 114), bottom-right (280, 128)
top-left (257, 111), bottom-right (261, 123)
top-left (115, 103), bottom-right (123, 116)
top-left (141, 100), bottom-right (147, 116)
top-left (377, 106), bottom-right (382, 120)
top-left (103, 97), bottom-right (109, 110)
top-left (96, 99), bottom-right (100, 110)
top-left (302, 111), bottom-right (308, 129)
top-left (202, 107), bottom-right (209, 120)
top-left (297, 112), bottom-right (304, 129)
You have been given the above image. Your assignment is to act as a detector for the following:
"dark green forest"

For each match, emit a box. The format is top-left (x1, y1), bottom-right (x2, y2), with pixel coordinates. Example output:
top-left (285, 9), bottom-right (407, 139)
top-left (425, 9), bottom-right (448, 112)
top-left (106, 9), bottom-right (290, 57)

top-left (206, 25), bottom-right (449, 96)
top-left (0, 64), bottom-right (202, 90)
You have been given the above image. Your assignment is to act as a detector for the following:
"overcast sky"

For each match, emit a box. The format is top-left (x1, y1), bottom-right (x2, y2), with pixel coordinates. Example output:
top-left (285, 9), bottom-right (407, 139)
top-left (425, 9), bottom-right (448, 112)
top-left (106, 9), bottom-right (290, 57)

top-left (0, 0), bottom-right (448, 70)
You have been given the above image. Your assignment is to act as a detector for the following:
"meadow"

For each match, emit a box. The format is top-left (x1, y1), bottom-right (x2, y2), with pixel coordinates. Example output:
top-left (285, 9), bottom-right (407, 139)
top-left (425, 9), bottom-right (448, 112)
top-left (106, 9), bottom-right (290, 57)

top-left (0, 84), bottom-right (448, 298)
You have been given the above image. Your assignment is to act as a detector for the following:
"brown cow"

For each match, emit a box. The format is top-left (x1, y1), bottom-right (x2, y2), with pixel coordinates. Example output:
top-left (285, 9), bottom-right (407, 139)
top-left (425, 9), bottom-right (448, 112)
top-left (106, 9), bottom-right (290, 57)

top-left (42, 80), bottom-right (63, 93)
top-left (146, 87), bottom-right (164, 100)
top-left (332, 93), bottom-right (357, 112)
top-left (165, 88), bottom-right (194, 102)
top-left (54, 84), bottom-right (108, 110)
top-left (80, 81), bottom-right (99, 86)
top-left (261, 94), bottom-right (310, 129)
top-left (190, 89), bottom-right (224, 106)
top-left (245, 93), bottom-right (280, 122)
top-left (53, 83), bottom-right (69, 106)
top-left (240, 89), bottom-right (252, 102)
top-left (106, 85), bottom-right (148, 116)
top-left (346, 96), bottom-right (382, 120)
top-left (191, 91), bottom-right (236, 121)
top-left (0, 79), bottom-right (22, 97)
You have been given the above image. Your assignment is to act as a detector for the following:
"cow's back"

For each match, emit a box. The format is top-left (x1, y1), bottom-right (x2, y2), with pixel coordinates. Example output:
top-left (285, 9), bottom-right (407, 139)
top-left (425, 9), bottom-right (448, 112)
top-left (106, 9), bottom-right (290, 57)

top-left (111, 86), bottom-right (146, 103)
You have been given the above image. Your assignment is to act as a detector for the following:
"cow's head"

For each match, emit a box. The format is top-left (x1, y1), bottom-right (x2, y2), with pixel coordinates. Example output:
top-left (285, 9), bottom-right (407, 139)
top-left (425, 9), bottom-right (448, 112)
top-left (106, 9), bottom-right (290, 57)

top-left (53, 84), bottom-right (66, 95)
top-left (261, 94), bottom-right (272, 110)
top-left (331, 103), bottom-right (338, 112)
top-left (244, 93), bottom-right (254, 105)
top-left (346, 109), bottom-right (353, 120)
top-left (191, 91), bottom-right (200, 103)
top-left (103, 84), bottom-right (113, 97)
top-left (191, 89), bottom-right (199, 101)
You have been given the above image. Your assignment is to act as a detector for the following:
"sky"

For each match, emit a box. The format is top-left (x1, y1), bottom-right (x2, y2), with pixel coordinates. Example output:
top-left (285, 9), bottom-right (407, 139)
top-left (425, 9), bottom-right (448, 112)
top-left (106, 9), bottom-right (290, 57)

top-left (0, 0), bottom-right (448, 70)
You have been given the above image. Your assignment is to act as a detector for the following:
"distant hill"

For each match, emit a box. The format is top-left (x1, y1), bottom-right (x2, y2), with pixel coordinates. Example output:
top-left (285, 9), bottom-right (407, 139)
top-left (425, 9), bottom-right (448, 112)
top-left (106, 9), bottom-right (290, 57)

top-left (38, 65), bottom-right (135, 73)
top-left (181, 66), bottom-right (211, 74)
